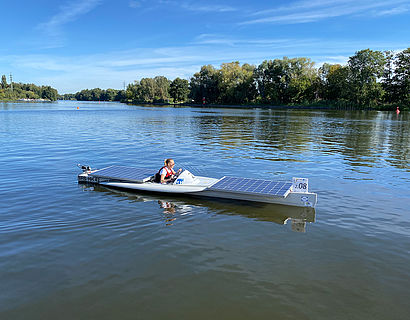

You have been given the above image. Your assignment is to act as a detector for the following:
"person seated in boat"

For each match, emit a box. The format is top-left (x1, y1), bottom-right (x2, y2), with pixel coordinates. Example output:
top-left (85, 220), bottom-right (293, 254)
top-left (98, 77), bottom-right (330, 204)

top-left (155, 158), bottom-right (182, 184)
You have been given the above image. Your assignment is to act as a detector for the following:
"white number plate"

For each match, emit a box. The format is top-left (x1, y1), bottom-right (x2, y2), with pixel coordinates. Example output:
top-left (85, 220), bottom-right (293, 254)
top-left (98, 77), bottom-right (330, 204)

top-left (292, 177), bottom-right (309, 193)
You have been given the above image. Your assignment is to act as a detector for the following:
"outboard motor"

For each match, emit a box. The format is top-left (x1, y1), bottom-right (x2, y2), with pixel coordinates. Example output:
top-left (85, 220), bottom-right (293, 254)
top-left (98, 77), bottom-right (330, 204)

top-left (173, 170), bottom-right (199, 185)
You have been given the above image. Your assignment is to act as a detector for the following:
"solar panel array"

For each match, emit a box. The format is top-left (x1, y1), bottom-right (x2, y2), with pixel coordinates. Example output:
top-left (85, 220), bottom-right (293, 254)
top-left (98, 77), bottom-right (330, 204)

top-left (209, 176), bottom-right (292, 197)
top-left (89, 166), bottom-right (155, 182)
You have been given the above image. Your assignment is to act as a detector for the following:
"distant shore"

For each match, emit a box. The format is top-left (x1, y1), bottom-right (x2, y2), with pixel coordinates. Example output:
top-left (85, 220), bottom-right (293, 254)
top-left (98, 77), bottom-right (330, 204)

top-left (128, 101), bottom-right (407, 111)
top-left (2, 99), bottom-right (406, 111)
top-left (0, 98), bottom-right (52, 103)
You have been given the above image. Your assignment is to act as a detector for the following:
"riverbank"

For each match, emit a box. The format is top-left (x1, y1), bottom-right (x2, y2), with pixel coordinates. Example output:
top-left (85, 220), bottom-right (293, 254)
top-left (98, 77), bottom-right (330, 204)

top-left (127, 101), bottom-right (408, 111)
top-left (0, 98), bottom-right (52, 103)
top-left (2, 99), bottom-right (407, 111)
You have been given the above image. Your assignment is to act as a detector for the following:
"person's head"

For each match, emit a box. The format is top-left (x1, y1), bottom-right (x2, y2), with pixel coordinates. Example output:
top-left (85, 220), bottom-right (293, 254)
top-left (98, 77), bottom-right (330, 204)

top-left (165, 158), bottom-right (175, 168)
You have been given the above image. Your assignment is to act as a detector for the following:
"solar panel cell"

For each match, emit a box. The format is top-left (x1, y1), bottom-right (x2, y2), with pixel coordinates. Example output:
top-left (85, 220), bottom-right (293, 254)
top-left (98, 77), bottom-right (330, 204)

top-left (90, 166), bottom-right (155, 182)
top-left (210, 176), bottom-right (292, 197)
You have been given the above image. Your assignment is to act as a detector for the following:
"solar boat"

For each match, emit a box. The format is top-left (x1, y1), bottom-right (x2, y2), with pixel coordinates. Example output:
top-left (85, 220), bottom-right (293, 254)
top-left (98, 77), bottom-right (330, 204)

top-left (78, 165), bottom-right (317, 208)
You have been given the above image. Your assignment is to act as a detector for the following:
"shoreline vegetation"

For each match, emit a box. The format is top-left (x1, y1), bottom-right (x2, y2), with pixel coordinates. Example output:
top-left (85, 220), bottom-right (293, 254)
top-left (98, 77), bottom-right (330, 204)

top-left (1, 48), bottom-right (409, 110)
top-left (0, 78), bottom-right (58, 102)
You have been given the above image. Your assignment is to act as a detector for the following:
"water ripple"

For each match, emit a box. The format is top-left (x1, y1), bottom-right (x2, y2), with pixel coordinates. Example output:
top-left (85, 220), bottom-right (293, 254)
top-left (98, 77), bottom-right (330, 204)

top-left (1, 102), bottom-right (409, 319)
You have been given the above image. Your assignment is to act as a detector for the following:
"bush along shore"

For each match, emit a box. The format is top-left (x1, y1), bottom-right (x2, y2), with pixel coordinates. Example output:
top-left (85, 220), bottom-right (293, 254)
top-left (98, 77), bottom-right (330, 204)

top-left (0, 76), bottom-right (58, 101)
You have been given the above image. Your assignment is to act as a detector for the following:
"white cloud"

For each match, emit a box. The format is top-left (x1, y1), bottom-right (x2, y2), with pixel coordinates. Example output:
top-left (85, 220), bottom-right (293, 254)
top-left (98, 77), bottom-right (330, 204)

top-left (371, 4), bottom-right (410, 16)
top-left (155, 0), bottom-right (236, 13)
top-left (180, 3), bottom-right (237, 13)
top-left (243, 0), bottom-right (410, 25)
top-left (37, 0), bottom-right (103, 37)
top-left (251, 0), bottom-right (351, 16)
top-left (192, 34), bottom-right (312, 47)
top-left (1, 34), bottom-right (406, 93)
top-left (129, 1), bottom-right (144, 9)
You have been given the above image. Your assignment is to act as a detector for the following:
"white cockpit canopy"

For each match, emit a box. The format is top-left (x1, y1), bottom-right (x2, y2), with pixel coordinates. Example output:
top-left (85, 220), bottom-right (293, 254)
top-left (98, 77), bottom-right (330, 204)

top-left (173, 170), bottom-right (199, 185)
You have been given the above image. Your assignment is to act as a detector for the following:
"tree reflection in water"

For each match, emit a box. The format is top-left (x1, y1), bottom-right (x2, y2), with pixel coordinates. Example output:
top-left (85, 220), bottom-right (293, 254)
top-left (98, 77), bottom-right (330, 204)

top-left (191, 109), bottom-right (409, 171)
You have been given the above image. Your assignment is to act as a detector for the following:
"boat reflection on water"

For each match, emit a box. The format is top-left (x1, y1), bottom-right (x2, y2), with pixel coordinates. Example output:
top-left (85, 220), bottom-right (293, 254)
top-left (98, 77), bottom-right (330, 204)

top-left (158, 200), bottom-right (176, 213)
top-left (192, 197), bottom-right (316, 233)
top-left (157, 200), bottom-right (177, 226)
top-left (79, 184), bottom-right (316, 232)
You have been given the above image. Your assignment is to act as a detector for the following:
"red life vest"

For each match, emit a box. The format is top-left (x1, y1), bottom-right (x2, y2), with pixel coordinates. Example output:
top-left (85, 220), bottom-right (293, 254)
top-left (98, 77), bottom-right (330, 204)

top-left (154, 166), bottom-right (174, 183)
top-left (159, 166), bottom-right (173, 178)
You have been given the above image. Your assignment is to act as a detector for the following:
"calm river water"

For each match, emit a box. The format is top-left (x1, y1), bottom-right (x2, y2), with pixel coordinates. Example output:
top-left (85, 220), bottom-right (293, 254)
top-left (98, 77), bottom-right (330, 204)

top-left (1, 101), bottom-right (409, 319)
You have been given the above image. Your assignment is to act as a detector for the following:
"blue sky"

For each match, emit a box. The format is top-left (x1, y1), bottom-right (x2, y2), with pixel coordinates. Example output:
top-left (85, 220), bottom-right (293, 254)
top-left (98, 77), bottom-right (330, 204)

top-left (1, 0), bottom-right (409, 93)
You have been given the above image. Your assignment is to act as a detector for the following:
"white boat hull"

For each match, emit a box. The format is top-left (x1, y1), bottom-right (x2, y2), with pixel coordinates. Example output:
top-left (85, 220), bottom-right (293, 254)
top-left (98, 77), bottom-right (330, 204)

top-left (78, 169), bottom-right (317, 208)
top-left (101, 181), bottom-right (210, 194)
top-left (198, 188), bottom-right (317, 207)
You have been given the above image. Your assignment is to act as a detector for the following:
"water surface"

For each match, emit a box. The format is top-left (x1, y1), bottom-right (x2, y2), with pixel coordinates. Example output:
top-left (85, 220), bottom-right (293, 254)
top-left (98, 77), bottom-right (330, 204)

top-left (1, 101), bottom-right (409, 319)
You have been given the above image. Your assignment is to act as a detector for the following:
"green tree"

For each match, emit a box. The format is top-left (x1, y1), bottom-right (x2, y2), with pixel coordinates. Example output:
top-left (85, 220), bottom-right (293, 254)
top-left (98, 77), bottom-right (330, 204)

top-left (0, 80), bottom-right (58, 101)
top-left (1, 75), bottom-right (7, 89)
top-left (218, 62), bottom-right (257, 104)
top-left (41, 86), bottom-right (58, 101)
top-left (382, 50), bottom-right (396, 103)
top-left (393, 48), bottom-right (410, 105)
top-left (72, 88), bottom-right (125, 102)
top-left (140, 78), bottom-right (156, 102)
top-left (255, 59), bottom-right (287, 104)
top-left (104, 89), bottom-right (118, 101)
top-left (154, 76), bottom-right (170, 102)
top-left (60, 93), bottom-right (75, 100)
top-left (91, 88), bottom-right (102, 101)
top-left (189, 65), bottom-right (220, 104)
top-left (126, 81), bottom-right (141, 101)
top-left (170, 77), bottom-right (189, 102)
top-left (124, 78), bottom-right (170, 103)
top-left (25, 90), bottom-right (38, 99)
top-left (255, 57), bottom-right (317, 104)
top-left (286, 57), bottom-right (318, 103)
top-left (76, 89), bottom-right (90, 101)
top-left (319, 63), bottom-right (350, 101)
top-left (115, 90), bottom-right (126, 102)
top-left (347, 49), bottom-right (385, 106)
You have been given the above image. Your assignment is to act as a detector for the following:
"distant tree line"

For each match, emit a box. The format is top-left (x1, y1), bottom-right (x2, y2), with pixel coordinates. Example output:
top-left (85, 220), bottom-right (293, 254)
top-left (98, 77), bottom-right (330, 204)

top-left (123, 47), bottom-right (409, 109)
top-left (3, 47), bottom-right (408, 109)
top-left (68, 77), bottom-right (190, 104)
top-left (60, 88), bottom-right (126, 102)
top-left (125, 76), bottom-right (189, 103)
top-left (0, 75), bottom-right (58, 101)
